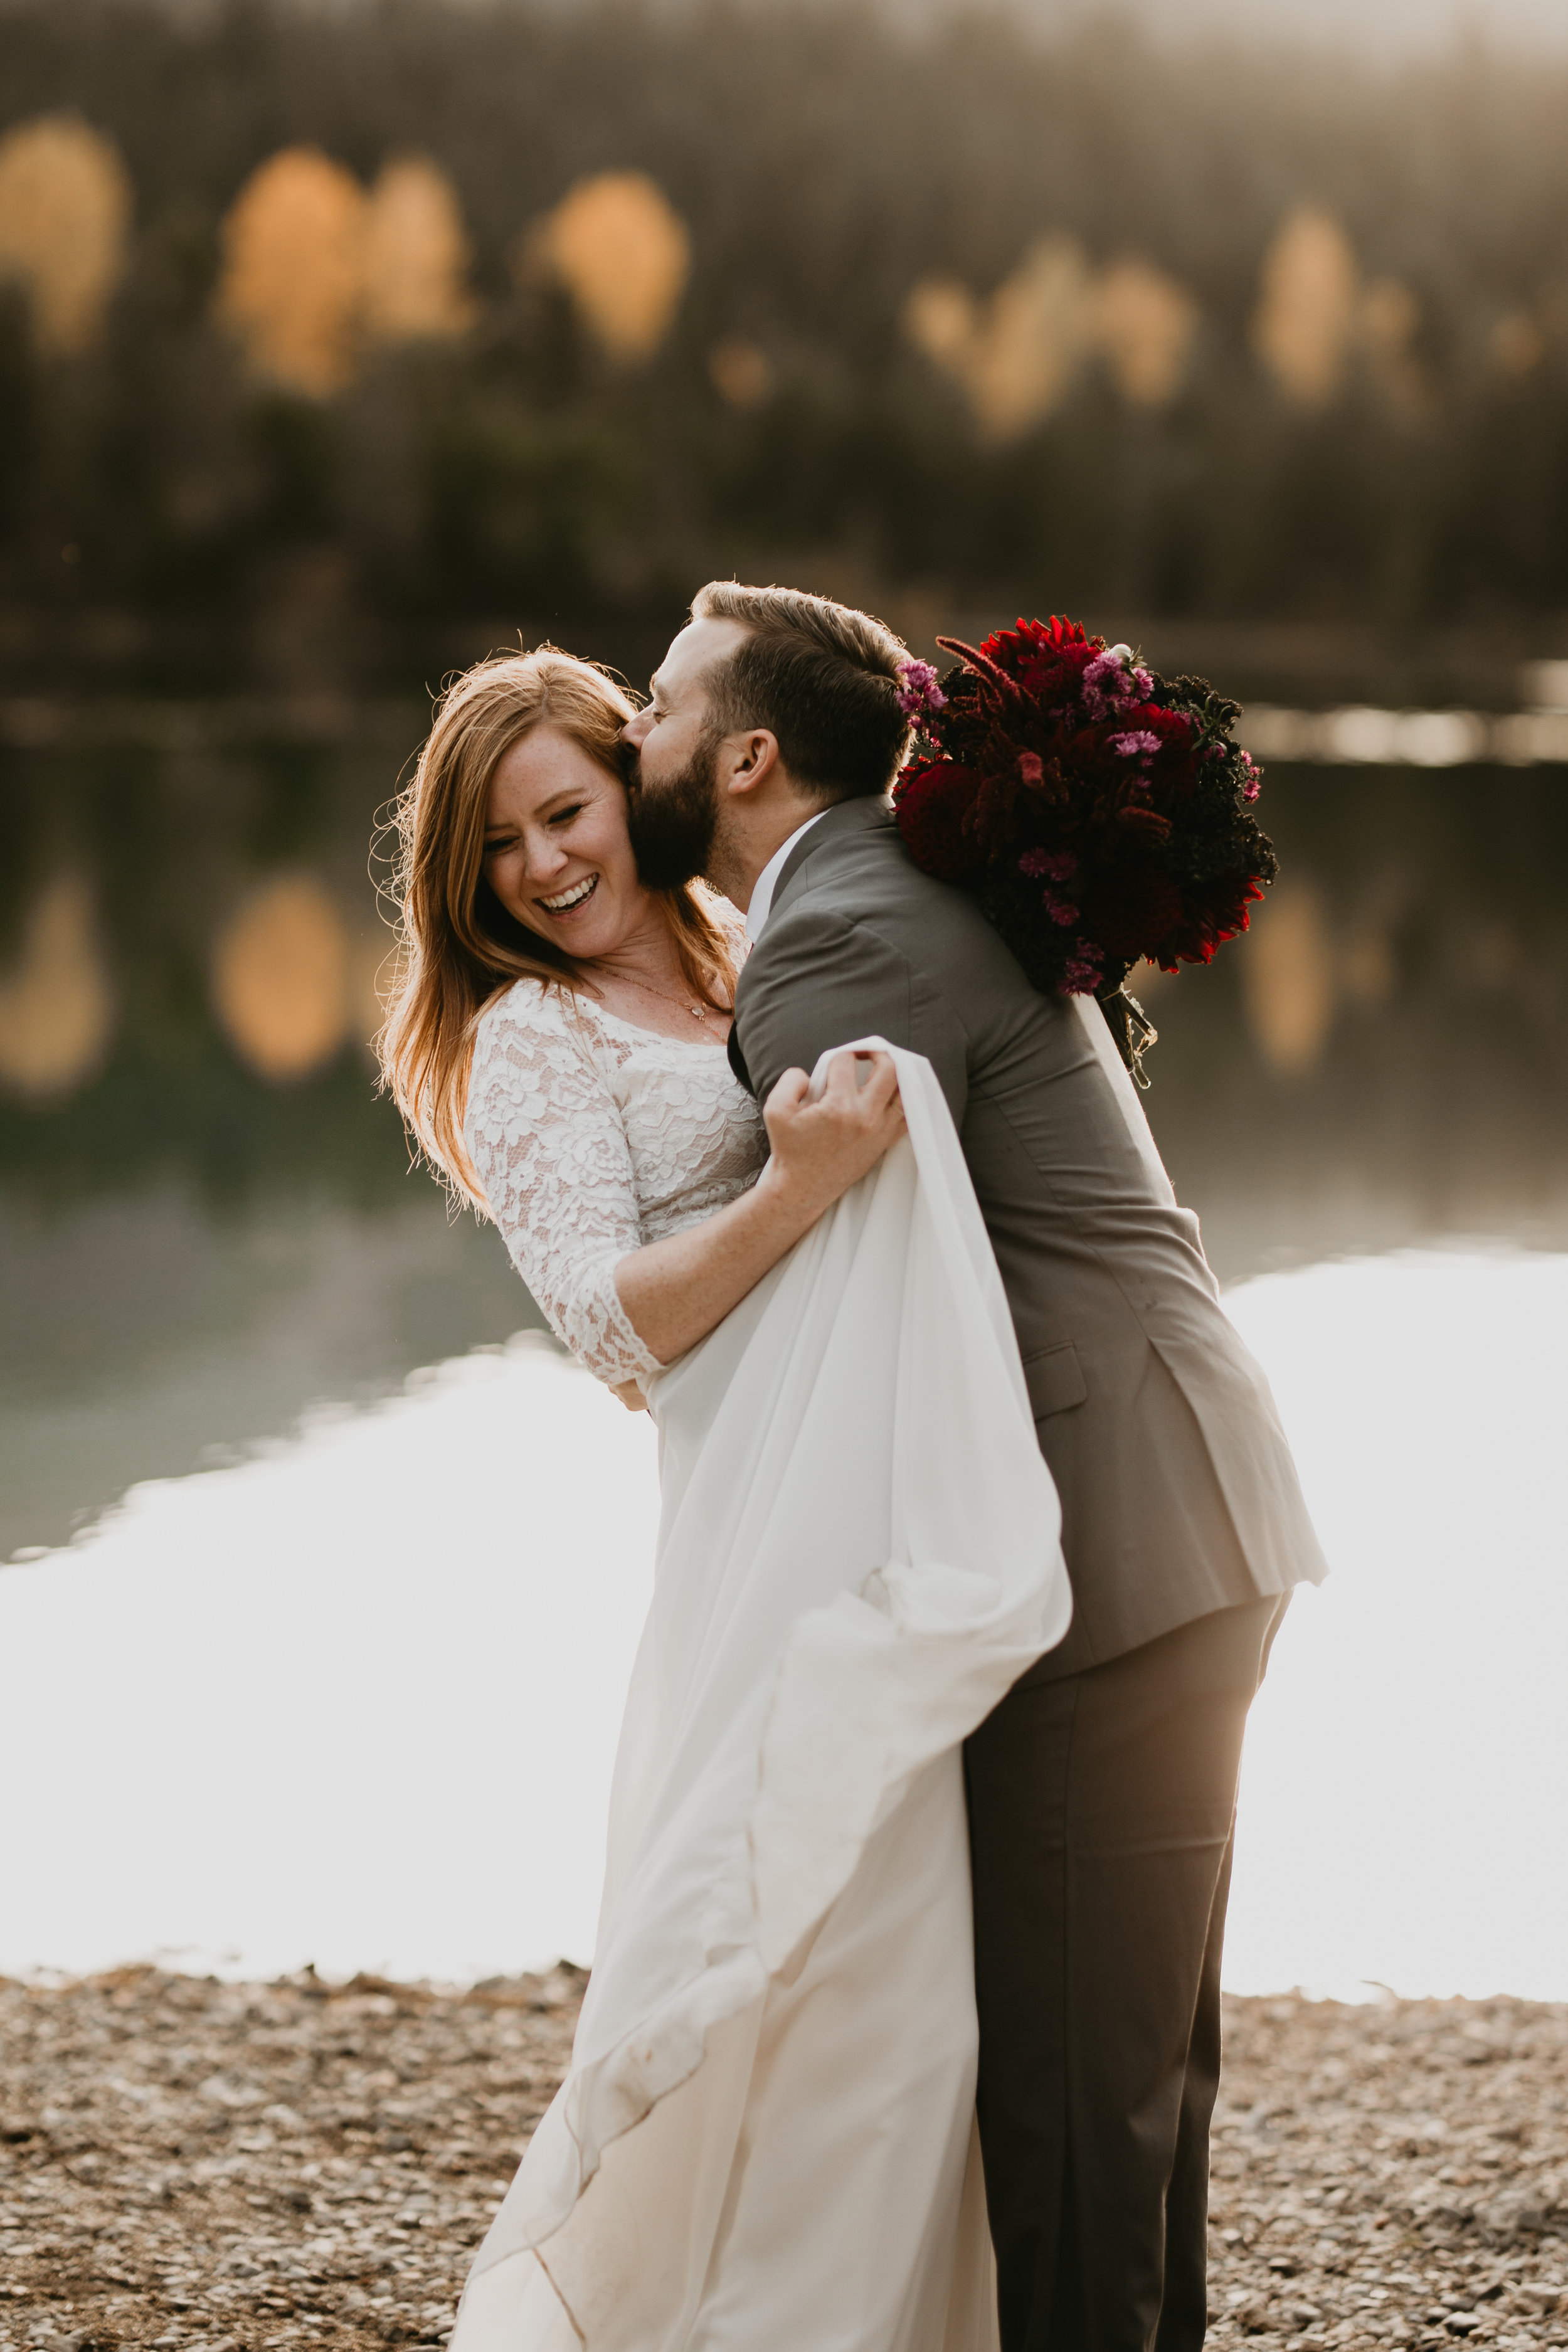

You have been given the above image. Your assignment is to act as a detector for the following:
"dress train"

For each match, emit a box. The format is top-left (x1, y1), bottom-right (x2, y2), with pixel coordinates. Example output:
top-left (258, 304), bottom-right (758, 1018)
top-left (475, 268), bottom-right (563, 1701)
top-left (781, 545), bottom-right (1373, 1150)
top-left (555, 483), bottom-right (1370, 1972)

top-left (452, 1044), bottom-right (1071, 2351)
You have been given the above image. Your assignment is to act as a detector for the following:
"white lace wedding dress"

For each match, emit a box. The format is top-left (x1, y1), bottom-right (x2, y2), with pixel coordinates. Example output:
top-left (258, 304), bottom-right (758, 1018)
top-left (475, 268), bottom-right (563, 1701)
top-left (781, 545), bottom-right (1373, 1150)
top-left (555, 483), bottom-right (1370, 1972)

top-left (457, 971), bottom-right (1071, 2352)
top-left (464, 974), bottom-right (770, 1393)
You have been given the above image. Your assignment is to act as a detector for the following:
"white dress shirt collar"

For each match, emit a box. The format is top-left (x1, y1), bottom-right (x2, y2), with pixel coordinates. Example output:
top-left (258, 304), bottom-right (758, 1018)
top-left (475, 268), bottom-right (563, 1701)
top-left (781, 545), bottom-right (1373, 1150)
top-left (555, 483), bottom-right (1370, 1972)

top-left (744, 809), bottom-right (830, 943)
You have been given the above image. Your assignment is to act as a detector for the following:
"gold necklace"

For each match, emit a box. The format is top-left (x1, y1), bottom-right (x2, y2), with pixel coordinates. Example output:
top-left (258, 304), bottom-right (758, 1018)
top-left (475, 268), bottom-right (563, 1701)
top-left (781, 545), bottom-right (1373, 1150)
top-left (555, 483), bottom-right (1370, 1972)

top-left (615, 970), bottom-right (728, 1025)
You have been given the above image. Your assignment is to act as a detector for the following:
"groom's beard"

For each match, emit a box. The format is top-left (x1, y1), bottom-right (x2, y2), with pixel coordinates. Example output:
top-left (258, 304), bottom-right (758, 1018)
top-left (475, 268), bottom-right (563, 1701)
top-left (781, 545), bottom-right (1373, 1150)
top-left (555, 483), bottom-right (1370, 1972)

top-left (627, 732), bottom-right (723, 891)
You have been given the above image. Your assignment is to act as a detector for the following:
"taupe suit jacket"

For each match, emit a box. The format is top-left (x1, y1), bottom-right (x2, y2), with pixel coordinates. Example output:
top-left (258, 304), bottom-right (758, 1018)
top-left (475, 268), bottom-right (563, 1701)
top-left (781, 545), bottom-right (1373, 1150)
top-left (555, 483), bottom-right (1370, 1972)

top-left (730, 795), bottom-right (1327, 1678)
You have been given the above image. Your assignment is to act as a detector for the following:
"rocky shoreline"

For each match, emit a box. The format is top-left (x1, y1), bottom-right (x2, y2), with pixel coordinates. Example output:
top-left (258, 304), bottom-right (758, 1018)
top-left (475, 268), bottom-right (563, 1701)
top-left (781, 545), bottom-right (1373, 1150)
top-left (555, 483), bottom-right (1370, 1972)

top-left (3, 1971), bottom-right (1564, 2349)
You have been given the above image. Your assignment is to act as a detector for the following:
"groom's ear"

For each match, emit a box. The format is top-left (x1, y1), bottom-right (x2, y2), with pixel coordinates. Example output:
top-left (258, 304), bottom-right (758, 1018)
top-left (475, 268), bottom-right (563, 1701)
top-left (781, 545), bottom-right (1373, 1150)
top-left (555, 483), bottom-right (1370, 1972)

top-left (719, 728), bottom-right (783, 799)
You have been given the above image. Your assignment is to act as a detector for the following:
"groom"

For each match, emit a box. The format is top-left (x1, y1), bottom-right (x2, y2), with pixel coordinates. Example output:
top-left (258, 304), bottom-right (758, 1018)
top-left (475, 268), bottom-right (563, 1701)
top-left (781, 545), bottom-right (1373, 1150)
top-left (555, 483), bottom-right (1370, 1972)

top-left (622, 581), bottom-right (1327, 2352)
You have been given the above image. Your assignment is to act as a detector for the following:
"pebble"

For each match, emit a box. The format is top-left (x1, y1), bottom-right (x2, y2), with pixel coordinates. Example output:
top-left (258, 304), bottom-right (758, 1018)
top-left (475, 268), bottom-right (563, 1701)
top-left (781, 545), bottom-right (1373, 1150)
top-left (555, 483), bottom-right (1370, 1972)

top-left (1206, 1994), bottom-right (1568, 2349)
top-left (2, 1974), bottom-right (1564, 2348)
top-left (0, 1964), bottom-right (581, 2351)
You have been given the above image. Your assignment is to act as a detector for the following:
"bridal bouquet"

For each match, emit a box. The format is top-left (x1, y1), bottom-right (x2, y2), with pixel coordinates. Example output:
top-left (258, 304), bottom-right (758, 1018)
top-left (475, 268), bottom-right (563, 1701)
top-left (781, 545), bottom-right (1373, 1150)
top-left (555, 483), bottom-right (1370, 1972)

top-left (891, 618), bottom-right (1277, 1082)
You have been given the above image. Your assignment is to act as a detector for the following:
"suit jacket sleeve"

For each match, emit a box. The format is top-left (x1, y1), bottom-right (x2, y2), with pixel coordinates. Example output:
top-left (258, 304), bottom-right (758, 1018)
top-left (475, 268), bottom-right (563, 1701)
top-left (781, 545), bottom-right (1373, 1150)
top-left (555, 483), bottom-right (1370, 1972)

top-left (734, 906), bottom-right (969, 1127)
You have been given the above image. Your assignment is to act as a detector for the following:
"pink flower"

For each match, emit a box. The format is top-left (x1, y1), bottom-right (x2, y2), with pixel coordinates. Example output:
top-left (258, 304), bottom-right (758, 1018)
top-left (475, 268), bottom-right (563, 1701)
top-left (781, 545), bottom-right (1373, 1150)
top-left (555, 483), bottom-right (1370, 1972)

top-left (1019, 848), bottom-right (1078, 881)
top-left (1239, 751), bottom-right (1262, 802)
top-left (1111, 730), bottom-right (1162, 760)
top-left (1081, 646), bottom-right (1154, 717)
top-left (895, 659), bottom-right (947, 720)
top-left (1062, 940), bottom-right (1105, 993)
top-left (1044, 891), bottom-right (1079, 927)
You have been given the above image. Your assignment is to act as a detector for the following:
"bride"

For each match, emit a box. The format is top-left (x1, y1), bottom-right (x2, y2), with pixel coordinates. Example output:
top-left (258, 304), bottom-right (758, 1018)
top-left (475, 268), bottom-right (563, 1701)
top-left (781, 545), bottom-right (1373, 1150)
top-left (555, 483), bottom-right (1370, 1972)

top-left (379, 645), bottom-right (1068, 2351)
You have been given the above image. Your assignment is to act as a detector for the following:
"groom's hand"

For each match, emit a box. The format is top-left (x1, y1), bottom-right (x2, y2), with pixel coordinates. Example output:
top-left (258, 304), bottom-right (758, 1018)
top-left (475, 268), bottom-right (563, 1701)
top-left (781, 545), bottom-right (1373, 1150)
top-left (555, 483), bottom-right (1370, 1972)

top-left (758, 1049), bottom-right (906, 1221)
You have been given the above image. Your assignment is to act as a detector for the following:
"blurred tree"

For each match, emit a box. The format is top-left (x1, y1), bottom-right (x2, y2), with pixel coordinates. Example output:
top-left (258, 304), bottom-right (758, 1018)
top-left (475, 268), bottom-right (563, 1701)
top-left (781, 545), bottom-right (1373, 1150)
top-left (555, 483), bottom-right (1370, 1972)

top-left (521, 171), bottom-right (691, 366)
top-left (0, 0), bottom-right (1559, 649)
top-left (363, 155), bottom-right (475, 346)
top-left (215, 147), bottom-right (368, 396)
top-left (1092, 261), bottom-right (1197, 410)
top-left (0, 112), bottom-right (129, 356)
top-left (904, 236), bottom-right (1095, 442)
top-left (1252, 209), bottom-right (1361, 409)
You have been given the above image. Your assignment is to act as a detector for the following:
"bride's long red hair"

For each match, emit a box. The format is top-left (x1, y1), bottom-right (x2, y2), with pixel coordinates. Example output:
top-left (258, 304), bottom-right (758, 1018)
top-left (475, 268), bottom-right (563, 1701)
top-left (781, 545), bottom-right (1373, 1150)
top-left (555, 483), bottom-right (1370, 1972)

top-left (377, 647), bottom-right (735, 1208)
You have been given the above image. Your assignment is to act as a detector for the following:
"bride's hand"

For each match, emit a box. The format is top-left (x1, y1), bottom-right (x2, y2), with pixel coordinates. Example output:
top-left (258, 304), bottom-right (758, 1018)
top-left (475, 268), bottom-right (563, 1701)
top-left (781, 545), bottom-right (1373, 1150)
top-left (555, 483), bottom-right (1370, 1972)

top-left (611, 1051), bottom-right (905, 1368)
top-left (758, 1050), bottom-right (906, 1219)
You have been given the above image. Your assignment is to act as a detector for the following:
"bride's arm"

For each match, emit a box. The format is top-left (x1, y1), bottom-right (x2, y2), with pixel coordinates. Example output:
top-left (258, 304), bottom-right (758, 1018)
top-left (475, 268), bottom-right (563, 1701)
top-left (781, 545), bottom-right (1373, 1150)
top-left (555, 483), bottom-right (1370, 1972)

top-left (612, 1049), bottom-right (903, 1368)
top-left (467, 991), bottom-right (903, 1392)
top-left (467, 995), bottom-right (659, 1387)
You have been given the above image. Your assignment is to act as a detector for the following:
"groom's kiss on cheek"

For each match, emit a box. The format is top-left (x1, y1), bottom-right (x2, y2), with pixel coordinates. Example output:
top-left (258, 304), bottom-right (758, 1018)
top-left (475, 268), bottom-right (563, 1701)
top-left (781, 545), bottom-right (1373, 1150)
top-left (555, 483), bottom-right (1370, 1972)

top-left (621, 615), bottom-right (744, 892)
top-left (622, 613), bottom-right (825, 912)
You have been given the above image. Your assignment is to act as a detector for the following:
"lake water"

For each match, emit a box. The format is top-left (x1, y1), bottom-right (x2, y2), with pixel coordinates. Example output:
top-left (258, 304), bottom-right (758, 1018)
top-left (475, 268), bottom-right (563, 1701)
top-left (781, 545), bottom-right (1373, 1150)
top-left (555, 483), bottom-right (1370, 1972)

top-left (2, 1249), bottom-right (1564, 1999)
top-left (3, 712), bottom-right (1567, 1991)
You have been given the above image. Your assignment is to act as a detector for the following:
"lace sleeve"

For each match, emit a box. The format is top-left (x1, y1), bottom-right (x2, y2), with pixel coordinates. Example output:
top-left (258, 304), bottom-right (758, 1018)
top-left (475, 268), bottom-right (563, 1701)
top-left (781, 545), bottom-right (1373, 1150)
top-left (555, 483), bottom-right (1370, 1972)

top-left (465, 985), bottom-right (662, 1386)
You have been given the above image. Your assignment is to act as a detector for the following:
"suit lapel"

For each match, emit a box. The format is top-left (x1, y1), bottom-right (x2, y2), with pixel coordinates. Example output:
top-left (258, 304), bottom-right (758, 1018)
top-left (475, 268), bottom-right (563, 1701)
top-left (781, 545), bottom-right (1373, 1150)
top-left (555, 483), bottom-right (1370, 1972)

top-left (766, 795), bottom-right (895, 926)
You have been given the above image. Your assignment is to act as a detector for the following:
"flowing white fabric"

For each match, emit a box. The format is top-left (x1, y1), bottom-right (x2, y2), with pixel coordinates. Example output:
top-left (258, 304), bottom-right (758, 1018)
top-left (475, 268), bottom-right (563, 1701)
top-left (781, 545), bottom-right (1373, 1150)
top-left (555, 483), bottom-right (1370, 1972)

top-left (453, 1042), bottom-right (1071, 2352)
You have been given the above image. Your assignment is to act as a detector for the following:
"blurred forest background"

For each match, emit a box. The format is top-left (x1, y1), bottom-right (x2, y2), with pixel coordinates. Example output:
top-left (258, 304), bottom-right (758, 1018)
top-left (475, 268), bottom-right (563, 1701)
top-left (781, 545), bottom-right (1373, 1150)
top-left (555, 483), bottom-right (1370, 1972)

top-left (0, 0), bottom-right (1565, 670)
top-left (4, 0), bottom-right (1568, 1557)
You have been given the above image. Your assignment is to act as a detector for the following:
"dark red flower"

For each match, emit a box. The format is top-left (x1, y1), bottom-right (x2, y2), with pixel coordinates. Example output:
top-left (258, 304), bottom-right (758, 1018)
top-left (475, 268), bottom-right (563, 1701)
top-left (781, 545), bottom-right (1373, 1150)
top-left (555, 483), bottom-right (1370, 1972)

top-left (983, 615), bottom-right (1091, 670)
top-left (981, 616), bottom-right (1097, 708)
top-left (896, 618), bottom-right (1275, 1051)
top-left (1120, 702), bottom-right (1194, 753)
top-left (1157, 878), bottom-right (1265, 968)
top-left (893, 761), bottom-right (984, 884)
top-left (1089, 872), bottom-right (1187, 962)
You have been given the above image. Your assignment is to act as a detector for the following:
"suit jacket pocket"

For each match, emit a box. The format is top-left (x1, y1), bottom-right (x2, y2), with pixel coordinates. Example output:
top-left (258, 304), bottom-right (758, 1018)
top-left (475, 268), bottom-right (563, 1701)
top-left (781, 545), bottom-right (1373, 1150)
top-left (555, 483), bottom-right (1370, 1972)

top-left (1022, 1339), bottom-right (1088, 1421)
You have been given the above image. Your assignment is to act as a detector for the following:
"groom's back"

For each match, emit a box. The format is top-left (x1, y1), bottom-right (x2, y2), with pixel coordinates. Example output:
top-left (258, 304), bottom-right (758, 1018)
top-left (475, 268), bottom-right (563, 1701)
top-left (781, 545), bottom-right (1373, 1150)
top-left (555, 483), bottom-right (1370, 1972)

top-left (734, 797), bottom-right (1326, 1673)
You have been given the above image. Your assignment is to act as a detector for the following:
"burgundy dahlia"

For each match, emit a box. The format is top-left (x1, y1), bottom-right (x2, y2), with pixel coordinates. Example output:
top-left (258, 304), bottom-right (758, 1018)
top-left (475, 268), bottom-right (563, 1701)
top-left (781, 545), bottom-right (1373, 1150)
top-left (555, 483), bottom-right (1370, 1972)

top-left (891, 618), bottom-right (1278, 1081)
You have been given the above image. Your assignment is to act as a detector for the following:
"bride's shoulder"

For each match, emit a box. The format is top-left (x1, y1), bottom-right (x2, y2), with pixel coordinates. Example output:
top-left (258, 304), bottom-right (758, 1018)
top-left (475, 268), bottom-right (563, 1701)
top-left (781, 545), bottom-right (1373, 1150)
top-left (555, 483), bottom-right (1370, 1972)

top-left (472, 976), bottom-right (596, 1068)
top-left (467, 980), bottom-right (616, 1143)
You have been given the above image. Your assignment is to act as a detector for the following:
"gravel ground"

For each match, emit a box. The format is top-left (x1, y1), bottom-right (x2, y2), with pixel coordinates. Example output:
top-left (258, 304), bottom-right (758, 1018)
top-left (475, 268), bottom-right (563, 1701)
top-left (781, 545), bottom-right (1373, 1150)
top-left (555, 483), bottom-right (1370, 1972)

top-left (3, 1971), bottom-right (1565, 2350)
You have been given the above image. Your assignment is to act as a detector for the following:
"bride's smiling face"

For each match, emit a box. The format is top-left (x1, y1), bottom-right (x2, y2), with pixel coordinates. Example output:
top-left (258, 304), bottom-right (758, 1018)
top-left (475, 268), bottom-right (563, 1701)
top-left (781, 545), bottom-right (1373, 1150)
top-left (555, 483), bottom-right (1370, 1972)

top-left (483, 723), bottom-right (649, 957)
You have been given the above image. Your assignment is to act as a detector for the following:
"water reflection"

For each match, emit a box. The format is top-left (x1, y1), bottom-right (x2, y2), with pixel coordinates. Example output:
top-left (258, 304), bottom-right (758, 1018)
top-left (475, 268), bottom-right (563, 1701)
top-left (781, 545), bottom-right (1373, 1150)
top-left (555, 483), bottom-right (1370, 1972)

top-left (3, 1258), bottom-right (1562, 1994)
top-left (211, 872), bottom-right (368, 1082)
top-left (0, 871), bottom-right (115, 1096)
top-left (3, 709), bottom-right (1566, 1557)
top-left (1143, 762), bottom-right (1568, 1272)
top-left (0, 1185), bottom-right (539, 1561)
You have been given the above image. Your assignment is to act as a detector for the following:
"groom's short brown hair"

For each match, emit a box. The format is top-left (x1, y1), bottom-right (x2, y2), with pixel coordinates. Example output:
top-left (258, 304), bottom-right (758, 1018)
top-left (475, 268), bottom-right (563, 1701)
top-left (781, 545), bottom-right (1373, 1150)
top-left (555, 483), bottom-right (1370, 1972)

top-left (692, 580), bottom-right (913, 802)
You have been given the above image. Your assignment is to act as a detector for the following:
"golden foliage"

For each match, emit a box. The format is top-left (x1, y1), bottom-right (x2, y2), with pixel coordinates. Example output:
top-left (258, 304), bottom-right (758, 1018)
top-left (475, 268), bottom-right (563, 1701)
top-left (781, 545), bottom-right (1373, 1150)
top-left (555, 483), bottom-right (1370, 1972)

top-left (215, 149), bottom-right (368, 396)
top-left (363, 155), bottom-right (476, 344)
top-left (1241, 881), bottom-right (1335, 1077)
top-left (216, 148), bottom-right (476, 393)
top-left (906, 240), bottom-right (1199, 440)
top-left (709, 337), bottom-right (775, 410)
top-left (525, 172), bottom-right (692, 364)
top-left (1092, 260), bottom-right (1197, 410)
top-left (1253, 208), bottom-right (1360, 407)
top-left (901, 280), bottom-right (974, 370)
top-left (0, 874), bottom-right (116, 1098)
top-left (904, 235), bottom-right (1094, 442)
top-left (211, 875), bottom-right (351, 1082)
top-left (0, 114), bottom-right (131, 357)
top-left (1252, 208), bottom-right (1422, 414)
